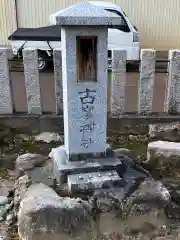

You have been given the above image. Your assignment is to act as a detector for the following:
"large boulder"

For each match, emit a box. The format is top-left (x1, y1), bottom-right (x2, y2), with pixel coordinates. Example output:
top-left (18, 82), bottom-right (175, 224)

top-left (90, 178), bottom-right (171, 238)
top-left (149, 122), bottom-right (180, 141)
top-left (25, 160), bottom-right (55, 187)
top-left (92, 178), bottom-right (170, 217)
top-left (129, 178), bottom-right (170, 203)
top-left (16, 153), bottom-right (49, 172)
top-left (126, 179), bottom-right (170, 217)
top-left (18, 183), bottom-right (92, 240)
top-left (14, 174), bottom-right (31, 207)
top-left (15, 153), bottom-right (55, 187)
top-left (146, 141), bottom-right (180, 167)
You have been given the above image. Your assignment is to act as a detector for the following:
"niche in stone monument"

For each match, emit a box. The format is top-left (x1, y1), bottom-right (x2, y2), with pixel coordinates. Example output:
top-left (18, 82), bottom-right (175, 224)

top-left (76, 36), bottom-right (97, 83)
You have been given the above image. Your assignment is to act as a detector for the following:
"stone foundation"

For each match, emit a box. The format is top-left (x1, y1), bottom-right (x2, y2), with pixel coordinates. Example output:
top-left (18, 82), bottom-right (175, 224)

top-left (49, 145), bottom-right (123, 187)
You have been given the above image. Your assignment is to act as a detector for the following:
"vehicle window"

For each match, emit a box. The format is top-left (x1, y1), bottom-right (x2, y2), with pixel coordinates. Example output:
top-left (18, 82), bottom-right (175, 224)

top-left (133, 25), bottom-right (138, 31)
top-left (105, 9), bottom-right (130, 33)
top-left (123, 11), bottom-right (127, 17)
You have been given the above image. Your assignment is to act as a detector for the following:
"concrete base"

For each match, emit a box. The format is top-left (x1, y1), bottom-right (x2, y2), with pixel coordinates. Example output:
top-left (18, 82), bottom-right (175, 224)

top-left (49, 145), bottom-right (122, 184)
top-left (68, 170), bottom-right (123, 194)
top-left (2, 114), bottom-right (180, 136)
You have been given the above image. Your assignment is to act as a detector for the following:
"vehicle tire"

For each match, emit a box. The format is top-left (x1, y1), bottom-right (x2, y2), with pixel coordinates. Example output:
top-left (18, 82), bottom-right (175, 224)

top-left (126, 62), bottom-right (140, 72)
top-left (38, 51), bottom-right (48, 72)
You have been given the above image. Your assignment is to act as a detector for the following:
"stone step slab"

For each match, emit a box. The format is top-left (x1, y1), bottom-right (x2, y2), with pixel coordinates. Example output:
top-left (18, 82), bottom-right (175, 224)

top-left (68, 170), bottom-right (123, 193)
top-left (50, 145), bottom-right (122, 184)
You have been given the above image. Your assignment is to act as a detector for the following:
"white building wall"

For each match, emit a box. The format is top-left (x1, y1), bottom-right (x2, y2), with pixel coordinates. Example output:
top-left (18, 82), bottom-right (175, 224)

top-left (1, 0), bottom-right (180, 50)
top-left (0, 0), bottom-right (17, 45)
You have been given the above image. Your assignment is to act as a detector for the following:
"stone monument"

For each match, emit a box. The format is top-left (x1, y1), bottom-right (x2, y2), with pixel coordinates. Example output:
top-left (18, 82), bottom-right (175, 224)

top-left (49, 2), bottom-right (124, 192)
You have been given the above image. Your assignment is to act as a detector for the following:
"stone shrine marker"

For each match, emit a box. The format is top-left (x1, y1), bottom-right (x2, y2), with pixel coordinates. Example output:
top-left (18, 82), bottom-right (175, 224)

top-left (49, 2), bottom-right (124, 190)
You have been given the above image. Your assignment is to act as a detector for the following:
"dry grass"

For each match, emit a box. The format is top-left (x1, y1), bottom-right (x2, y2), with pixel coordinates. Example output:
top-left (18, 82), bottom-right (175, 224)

top-left (93, 233), bottom-right (123, 240)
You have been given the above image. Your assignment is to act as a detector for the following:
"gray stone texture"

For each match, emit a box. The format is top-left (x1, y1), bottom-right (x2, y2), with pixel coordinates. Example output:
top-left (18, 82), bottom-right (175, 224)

top-left (68, 170), bottom-right (122, 193)
top-left (138, 49), bottom-right (156, 115)
top-left (164, 50), bottom-right (180, 114)
top-left (16, 153), bottom-right (49, 171)
top-left (53, 49), bottom-right (63, 114)
top-left (14, 174), bottom-right (31, 207)
top-left (18, 183), bottom-right (92, 240)
top-left (61, 27), bottom-right (108, 155)
top-left (23, 48), bottom-right (42, 115)
top-left (129, 178), bottom-right (170, 204)
top-left (0, 178), bottom-right (14, 197)
top-left (111, 50), bottom-right (126, 116)
top-left (50, 2), bottom-right (123, 26)
top-left (147, 140), bottom-right (180, 167)
top-left (0, 197), bottom-right (9, 206)
top-left (92, 178), bottom-right (170, 216)
top-left (49, 145), bottom-right (122, 184)
top-left (149, 122), bottom-right (180, 141)
top-left (34, 132), bottom-right (63, 143)
top-left (26, 160), bottom-right (55, 187)
top-left (89, 178), bottom-right (173, 238)
top-left (0, 48), bottom-right (13, 114)
top-left (0, 201), bottom-right (13, 220)
top-left (15, 153), bottom-right (55, 187)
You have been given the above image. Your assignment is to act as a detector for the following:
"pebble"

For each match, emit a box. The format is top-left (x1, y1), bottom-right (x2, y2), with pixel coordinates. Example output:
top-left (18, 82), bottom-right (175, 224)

top-left (0, 196), bottom-right (9, 206)
top-left (128, 135), bottom-right (138, 141)
top-left (34, 132), bottom-right (63, 143)
top-left (0, 201), bottom-right (13, 219)
top-left (6, 213), bottom-right (14, 222)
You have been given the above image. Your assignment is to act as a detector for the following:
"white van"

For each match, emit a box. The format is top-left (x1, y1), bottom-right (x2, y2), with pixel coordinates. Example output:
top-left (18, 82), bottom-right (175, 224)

top-left (8, 1), bottom-right (140, 71)
top-left (90, 1), bottom-right (140, 65)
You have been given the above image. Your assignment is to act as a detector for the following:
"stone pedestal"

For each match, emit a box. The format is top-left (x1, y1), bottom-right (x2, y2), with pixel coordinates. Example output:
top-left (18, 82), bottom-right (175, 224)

top-left (50, 145), bottom-right (123, 186)
top-left (49, 2), bottom-right (124, 192)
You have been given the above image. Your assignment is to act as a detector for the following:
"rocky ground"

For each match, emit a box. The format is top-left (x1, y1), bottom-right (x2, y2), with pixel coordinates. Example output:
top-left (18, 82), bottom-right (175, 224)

top-left (1, 123), bottom-right (180, 239)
